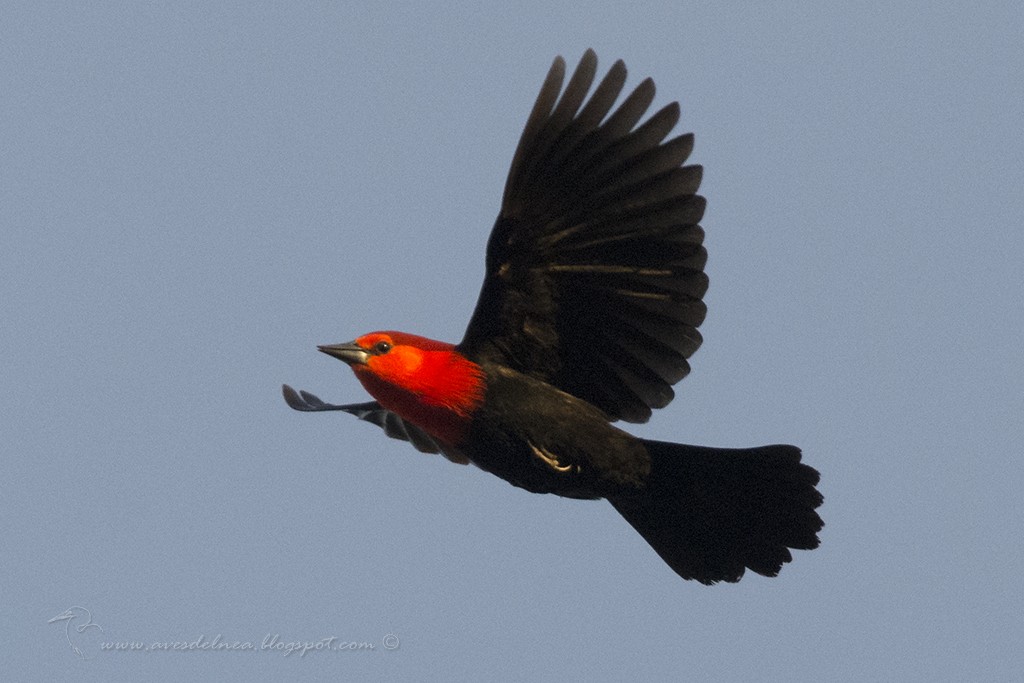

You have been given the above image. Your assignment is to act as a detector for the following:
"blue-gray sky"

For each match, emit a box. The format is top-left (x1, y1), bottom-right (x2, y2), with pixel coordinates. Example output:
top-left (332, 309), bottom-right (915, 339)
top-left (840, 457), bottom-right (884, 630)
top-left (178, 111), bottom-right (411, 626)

top-left (5, 2), bottom-right (1022, 680)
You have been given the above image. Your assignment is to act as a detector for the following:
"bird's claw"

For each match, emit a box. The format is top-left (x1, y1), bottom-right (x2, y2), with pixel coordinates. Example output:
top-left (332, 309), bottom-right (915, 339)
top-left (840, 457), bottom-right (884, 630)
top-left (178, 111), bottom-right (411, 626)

top-left (529, 442), bottom-right (578, 474)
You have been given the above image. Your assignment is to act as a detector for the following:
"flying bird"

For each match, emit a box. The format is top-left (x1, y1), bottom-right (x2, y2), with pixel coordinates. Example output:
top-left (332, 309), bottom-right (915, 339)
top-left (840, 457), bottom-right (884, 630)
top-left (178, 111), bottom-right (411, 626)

top-left (284, 50), bottom-right (823, 584)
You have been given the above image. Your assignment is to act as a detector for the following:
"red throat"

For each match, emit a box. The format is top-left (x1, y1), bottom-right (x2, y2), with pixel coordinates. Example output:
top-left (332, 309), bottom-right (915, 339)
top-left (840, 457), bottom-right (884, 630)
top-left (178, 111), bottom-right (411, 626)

top-left (351, 332), bottom-right (485, 446)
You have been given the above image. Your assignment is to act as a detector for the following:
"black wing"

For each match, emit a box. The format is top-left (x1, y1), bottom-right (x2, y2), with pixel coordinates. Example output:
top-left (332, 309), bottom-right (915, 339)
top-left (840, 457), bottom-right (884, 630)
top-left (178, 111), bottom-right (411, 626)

top-left (282, 385), bottom-right (469, 464)
top-left (458, 49), bottom-right (707, 423)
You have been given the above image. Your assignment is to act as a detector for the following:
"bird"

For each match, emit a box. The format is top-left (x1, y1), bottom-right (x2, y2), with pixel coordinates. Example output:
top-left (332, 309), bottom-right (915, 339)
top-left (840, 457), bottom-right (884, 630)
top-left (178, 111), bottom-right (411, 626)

top-left (283, 49), bottom-right (823, 584)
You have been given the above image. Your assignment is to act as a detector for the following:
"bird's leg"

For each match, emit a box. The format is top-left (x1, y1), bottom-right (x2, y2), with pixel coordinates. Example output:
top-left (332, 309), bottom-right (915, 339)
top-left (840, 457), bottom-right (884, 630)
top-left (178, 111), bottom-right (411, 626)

top-left (529, 442), bottom-right (577, 473)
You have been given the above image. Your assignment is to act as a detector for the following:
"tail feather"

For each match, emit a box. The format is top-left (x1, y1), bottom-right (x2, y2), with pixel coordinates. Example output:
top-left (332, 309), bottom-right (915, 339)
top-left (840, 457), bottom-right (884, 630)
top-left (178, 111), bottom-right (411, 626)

top-left (609, 440), bottom-right (823, 584)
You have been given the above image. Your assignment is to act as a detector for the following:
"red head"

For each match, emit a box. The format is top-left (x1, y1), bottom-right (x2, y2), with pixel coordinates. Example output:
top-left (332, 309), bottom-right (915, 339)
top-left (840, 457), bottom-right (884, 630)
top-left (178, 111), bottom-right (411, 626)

top-left (318, 331), bottom-right (485, 445)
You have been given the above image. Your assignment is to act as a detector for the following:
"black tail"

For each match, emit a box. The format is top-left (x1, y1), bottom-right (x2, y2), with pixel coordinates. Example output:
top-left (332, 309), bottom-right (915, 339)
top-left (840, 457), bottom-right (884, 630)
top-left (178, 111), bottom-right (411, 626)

top-left (608, 441), bottom-right (823, 584)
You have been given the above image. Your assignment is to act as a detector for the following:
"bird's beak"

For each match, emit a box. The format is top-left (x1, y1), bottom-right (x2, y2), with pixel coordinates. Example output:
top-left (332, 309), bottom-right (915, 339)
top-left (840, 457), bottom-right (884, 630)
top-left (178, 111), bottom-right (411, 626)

top-left (318, 342), bottom-right (370, 366)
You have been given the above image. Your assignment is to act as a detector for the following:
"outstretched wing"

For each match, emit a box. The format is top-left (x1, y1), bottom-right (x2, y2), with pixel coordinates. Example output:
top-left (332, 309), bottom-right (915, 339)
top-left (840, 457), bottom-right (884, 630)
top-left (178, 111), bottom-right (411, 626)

top-left (282, 385), bottom-right (469, 464)
top-left (458, 49), bottom-right (708, 423)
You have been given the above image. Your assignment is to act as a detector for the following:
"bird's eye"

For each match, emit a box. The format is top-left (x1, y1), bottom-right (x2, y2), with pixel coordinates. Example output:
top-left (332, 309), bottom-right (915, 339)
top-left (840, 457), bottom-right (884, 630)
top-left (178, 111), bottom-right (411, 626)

top-left (373, 340), bottom-right (392, 354)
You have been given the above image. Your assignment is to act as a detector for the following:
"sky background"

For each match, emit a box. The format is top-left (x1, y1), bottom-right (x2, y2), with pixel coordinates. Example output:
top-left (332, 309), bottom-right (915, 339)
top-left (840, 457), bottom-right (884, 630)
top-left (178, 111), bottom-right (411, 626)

top-left (4, 2), bottom-right (1023, 680)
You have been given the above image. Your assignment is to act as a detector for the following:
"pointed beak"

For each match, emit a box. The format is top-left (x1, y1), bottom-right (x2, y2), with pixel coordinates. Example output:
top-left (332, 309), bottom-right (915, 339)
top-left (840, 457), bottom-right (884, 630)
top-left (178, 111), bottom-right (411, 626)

top-left (318, 342), bottom-right (370, 366)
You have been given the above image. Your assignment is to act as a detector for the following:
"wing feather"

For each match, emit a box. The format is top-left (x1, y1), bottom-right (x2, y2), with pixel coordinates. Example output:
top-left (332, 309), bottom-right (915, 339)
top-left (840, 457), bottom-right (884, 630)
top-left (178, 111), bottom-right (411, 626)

top-left (460, 50), bottom-right (707, 423)
top-left (281, 385), bottom-right (469, 464)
